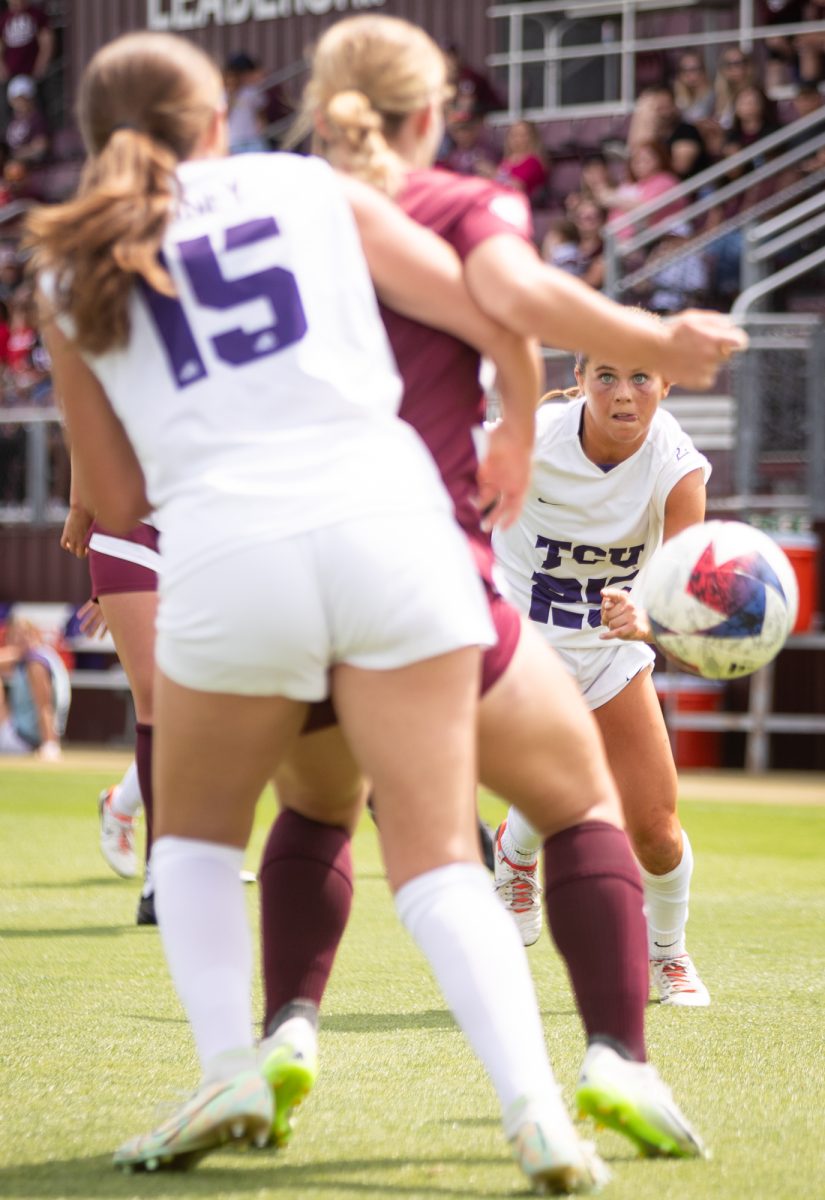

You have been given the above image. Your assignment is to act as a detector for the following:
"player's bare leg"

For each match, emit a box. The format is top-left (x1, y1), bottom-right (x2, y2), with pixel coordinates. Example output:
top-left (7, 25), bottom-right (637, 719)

top-left (594, 669), bottom-right (710, 1007)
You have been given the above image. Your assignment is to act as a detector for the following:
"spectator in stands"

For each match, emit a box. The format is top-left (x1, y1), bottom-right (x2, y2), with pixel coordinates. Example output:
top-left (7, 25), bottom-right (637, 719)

top-left (0, 244), bottom-right (20, 302)
top-left (629, 85), bottom-right (713, 180)
top-left (443, 43), bottom-right (503, 117)
top-left (796, 0), bottom-right (825, 84)
top-left (577, 151), bottom-right (612, 207)
top-left (672, 52), bottom-right (715, 123)
top-left (495, 119), bottom-right (549, 202)
top-left (724, 85), bottom-right (780, 167)
top-left (571, 198), bottom-right (606, 289)
top-left (4, 74), bottom-right (48, 164)
top-left (0, 616), bottom-right (69, 760)
top-left (224, 51), bottom-right (268, 154)
top-left (763, 0), bottom-right (807, 89)
top-left (541, 216), bottom-right (585, 276)
top-left (593, 141), bottom-right (685, 241)
top-left (0, 1), bottom-right (53, 91)
top-left (439, 109), bottom-right (498, 177)
top-left (712, 48), bottom-right (758, 130)
top-left (4, 283), bottom-right (49, 402)
top-left (642, 224), bottom-right (710, 314)
top-left (782, 81), bottom-right (825, 174)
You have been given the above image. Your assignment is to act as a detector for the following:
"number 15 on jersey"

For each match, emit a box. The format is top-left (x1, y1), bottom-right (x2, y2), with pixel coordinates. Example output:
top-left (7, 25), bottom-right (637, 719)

top-left (141, 217), bottom-right (308, 388)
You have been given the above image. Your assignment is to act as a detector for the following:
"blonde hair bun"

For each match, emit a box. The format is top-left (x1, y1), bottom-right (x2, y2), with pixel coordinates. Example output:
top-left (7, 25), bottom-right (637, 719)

top-left (326, 90), bottom-right (382, 146)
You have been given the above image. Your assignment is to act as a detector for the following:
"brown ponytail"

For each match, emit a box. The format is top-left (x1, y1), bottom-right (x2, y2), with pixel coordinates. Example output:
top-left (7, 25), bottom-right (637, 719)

top-left (26, 31), bottom-right (223, 356)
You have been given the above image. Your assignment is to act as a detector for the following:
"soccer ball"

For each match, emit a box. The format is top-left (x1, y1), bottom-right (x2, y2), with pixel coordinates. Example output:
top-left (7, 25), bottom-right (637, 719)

top-left (642, 521), bottom-right (799, 679)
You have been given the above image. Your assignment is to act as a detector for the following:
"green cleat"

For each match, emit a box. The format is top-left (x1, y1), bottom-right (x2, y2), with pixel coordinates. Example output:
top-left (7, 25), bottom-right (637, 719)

top-left (576, 1043), bottom-right (708, 1160)
top-left (113, 1069), bottom-right (272, 1172)
top-left (259, 1016), bottom-right (318, 1148)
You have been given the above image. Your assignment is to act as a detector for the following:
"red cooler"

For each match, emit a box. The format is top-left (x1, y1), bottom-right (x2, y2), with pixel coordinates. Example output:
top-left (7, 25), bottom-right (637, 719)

top-left (654, 673), bottom-right (724, 769)
top-left (772, 531), bottom-right (820, 634)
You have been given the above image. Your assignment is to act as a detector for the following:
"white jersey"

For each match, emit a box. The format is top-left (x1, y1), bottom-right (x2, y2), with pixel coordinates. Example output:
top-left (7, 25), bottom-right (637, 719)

top-left (59, 153), bottom-right (452, 583)
top-left (493, 397), bottom-right (710, 650)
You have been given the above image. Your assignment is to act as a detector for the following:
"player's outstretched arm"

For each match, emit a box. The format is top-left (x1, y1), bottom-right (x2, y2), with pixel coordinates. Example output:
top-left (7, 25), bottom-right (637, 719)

top-left (40, 312), bottom-right (149, 533)
top-left (464, 234), bottom-right (748, 391)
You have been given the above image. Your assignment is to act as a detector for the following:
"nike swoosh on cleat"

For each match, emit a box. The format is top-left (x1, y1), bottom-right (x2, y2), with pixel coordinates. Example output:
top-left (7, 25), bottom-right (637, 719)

top-left (537, 497), bottom-right (562, 505)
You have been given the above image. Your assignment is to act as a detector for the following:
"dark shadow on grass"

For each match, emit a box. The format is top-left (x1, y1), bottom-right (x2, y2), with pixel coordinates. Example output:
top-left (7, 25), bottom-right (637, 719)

top-left (321, 1010), bottom-right (457, 1033)
top-left (10, 877), bottom-right (134, 889)
top-left (321, 1007), bottom-right (576, 1034)
top-left (0, 925), bottom-right (133, 938)
top-left (0, 1151), bottom-right (521, 1198)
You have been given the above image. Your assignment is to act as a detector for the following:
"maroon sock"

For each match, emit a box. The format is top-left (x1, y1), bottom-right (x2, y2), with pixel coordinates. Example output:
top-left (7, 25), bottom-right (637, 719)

top-left (259, 809), bottom-right (353, 1032)
top-left (544, 821), bottom-right (648, 1062)
top-left (135, 722), bottom-right (154, 872)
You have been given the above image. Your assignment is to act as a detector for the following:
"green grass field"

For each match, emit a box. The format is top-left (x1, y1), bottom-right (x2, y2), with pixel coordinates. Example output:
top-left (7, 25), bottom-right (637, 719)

top-left (1, 755), bottom-right (824, 1200)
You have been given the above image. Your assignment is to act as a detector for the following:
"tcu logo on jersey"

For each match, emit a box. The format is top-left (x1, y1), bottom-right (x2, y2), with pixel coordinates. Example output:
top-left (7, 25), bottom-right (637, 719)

top-left (529, 537), bottom-right (645, 631)
top-left (535, 536), bottom-right (644, 571)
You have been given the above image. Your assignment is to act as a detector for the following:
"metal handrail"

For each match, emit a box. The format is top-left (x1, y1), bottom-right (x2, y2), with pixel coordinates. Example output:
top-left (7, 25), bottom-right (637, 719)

top-left (486, 0), bottom-right (825, 122)
top-left (609, 104), bottom-right (825, 241)
top-left (603, 107), bottom-right (825, 295)
top-left (732, 243), bottom-right (825, 319)
top-left (613, 163), bottom-right (825, 297)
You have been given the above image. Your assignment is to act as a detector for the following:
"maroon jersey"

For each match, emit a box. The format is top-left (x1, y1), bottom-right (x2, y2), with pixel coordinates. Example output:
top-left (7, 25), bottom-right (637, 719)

top-left (0, 5), bottom-right (48, 78)
top-left (381, 168), bottom-right (532, 544)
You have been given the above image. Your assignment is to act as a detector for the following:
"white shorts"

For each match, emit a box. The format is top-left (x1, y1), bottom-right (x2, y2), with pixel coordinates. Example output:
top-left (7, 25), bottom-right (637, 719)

top-left (0, 719), bottom-right (34, 755)
top-left (554, 640), bottom-right (655, 710)
top-left (155, 509), bottom-right (495, 697)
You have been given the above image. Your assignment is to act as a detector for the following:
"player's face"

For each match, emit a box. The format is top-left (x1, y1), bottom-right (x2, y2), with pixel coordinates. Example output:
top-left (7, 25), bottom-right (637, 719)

top-left (576, 360), bottom-right (669, 461)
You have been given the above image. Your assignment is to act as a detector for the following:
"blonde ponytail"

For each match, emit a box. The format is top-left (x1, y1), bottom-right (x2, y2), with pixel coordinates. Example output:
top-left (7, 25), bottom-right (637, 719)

top-left (298, 15), bottom-right (448, 194)
top-left (323, 90), bottom-right (402, 193)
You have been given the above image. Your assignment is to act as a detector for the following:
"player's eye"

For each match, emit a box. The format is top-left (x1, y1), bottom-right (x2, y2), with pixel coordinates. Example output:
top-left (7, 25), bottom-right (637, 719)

top-left (631, 373), bottom-right (650, 385)
top-left (598, 372), bottom-right (615, 385)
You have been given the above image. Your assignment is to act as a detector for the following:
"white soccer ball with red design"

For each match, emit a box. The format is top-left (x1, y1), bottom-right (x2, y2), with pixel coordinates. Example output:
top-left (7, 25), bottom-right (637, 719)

top-left (642, 521), bottom-right (798, 679)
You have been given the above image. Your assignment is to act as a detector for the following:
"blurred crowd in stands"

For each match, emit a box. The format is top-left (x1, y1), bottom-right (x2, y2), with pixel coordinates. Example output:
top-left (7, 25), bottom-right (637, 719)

top-left (1, 0), bottom-right (825, 518)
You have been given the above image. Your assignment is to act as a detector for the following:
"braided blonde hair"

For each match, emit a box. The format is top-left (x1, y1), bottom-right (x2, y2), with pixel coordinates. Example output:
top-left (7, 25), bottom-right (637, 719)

top-left (296, 14), bottom-right (449, 195)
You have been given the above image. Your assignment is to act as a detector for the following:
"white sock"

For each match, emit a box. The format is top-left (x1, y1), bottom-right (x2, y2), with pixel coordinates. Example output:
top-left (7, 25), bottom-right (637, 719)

top-left (109, 761), bottom-right (142, 819)
top-left (152, 836), bottom-right (253, 1070)
top-left (638, 829), bottom-right (694, 959)
top-left (141, 857), bottom-right (154, 899)
top-left (502, 807), bottom-right (543, 865)
top-left (395, 862), bottom-right (562, 1127)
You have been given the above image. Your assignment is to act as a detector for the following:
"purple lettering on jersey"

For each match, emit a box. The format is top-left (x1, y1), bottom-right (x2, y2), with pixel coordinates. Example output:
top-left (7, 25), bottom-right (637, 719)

top-left (609, 545), bottom-right (644, 568)
top-left (536, 535), bottom-right (572, 570)
top-left (139, 259), bottom-right (208, 390)
top-left (179, 218), bottom-right (307, 367)
top-left (573, 544), bottom-right (606, 566)
top-left (142, 219), bottom-right (307, 386)
top-left (529, 571), bottom-right (585, 627)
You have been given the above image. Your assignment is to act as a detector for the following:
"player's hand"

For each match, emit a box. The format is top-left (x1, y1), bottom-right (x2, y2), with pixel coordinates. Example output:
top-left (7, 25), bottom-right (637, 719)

top-left (60, 505), bottom-right (93, 558)
top-left (599, 586), bottom-right (652, 642)
top-left (475, 419), bottom-right (532, 531)
top-left (76, 598), bottom-right (107, 639)
top-left (662, 310), bottom-right (749, 390)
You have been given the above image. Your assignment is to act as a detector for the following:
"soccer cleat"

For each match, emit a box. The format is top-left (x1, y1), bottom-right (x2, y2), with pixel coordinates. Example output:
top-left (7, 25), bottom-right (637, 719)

top-left (258, 1016), bottom-right (318, 1148)
top-left (651, 954), bottom-right (711, 1007)
top-left (113, 1069), bottom-right (273, 1172)
top-left (508, 1100), bottom-right (610, 1195)
top-left (576, 1042), bottom-right (707, 1160)
top-left (98, 788), bottom-right (137, 879)
top-left (494, 824), bottom-right (543, 947)
top-left (136, 891), bottom-right (157, 926)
